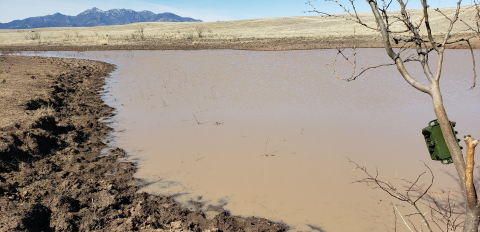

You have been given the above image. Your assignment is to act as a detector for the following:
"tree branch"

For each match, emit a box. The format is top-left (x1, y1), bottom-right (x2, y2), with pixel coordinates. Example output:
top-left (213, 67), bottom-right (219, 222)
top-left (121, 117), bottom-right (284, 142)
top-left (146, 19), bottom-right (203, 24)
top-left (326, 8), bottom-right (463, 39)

top-left (444, 35), bottom-right (477, 44)
top-left (433, 0), bottom-right (463, 83)
top-left (397, 0), bottom-right (437, 84)
top-left (436, 0), bottom-right (463, 48)
top-left (346, 156), bottom-right (438, 231)
top-left (466, 40), bottom-right (477, 89)
top-left (464, 135), bottom-right (479, 208)
top-left (367, 0), bottom-right (431, 93)
top-left (305, 0), bottom-right (381, 31)
top-left (422, 0), bottom-right (439, 51)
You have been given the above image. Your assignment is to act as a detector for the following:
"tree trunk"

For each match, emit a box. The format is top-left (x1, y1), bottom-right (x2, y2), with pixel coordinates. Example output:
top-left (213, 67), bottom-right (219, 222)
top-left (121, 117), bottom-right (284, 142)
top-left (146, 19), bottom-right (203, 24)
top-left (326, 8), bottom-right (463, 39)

top-left (430, 84), bottom-right (466, 185)
top-left (464, 136), bottom-right (480, 232)
top-left (463, 190), bottom-right (480, 232)
top-left (430, 84), bottom-right (480, 232)
top-left (464, 209), bottom-right (480, 232)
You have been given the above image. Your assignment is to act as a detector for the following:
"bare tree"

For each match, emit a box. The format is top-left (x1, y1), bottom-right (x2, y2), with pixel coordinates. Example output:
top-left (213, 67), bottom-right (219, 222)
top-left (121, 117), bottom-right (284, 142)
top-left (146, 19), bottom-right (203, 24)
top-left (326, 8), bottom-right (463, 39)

top-left (306, 0), bottom-right (480, 231)
top-left (346, 157), bottom-right (466, 231)
top-left (133, 26), bottom-right (146, 41)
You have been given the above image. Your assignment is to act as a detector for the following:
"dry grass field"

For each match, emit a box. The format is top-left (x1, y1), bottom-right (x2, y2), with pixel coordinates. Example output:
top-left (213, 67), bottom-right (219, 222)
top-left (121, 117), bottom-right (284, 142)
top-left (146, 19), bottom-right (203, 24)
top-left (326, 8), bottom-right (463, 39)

top-left (0, 5), bottom-right (479, 50)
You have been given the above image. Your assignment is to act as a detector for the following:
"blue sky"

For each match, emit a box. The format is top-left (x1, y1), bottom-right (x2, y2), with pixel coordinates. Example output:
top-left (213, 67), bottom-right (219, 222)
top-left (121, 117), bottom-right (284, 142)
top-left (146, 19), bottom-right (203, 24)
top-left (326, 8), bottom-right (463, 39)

top-left (0, 0), bottom-right (465, 23)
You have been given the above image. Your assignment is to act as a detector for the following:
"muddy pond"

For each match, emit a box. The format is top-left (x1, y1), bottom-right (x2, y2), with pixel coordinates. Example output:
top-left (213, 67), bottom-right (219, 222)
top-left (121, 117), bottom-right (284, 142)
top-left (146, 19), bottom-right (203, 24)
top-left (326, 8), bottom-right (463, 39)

top-left (16, 49), bottom-right (480, 231)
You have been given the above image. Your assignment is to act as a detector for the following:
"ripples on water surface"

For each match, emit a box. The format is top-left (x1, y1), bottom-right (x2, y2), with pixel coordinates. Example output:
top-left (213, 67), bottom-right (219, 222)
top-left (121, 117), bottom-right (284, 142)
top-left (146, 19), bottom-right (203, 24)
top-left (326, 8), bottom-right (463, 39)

top-left (15, 49), bottom-right (480, 231)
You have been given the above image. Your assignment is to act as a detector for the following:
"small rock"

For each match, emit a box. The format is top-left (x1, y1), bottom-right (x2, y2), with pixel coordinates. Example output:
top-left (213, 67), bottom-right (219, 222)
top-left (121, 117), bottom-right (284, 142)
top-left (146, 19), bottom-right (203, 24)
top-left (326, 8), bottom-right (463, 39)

top-left (1, 79), bottom-right (5, 83)
top-left (171, 221), bottom-right (182, 229)
top-left (30, 76), bottom-right (36, 79)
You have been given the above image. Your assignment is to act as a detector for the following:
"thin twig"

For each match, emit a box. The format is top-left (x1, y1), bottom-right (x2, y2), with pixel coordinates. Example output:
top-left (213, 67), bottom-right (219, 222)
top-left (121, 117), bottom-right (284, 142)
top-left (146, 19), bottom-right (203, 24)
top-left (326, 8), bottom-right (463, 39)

top-left (393, 203), bottom-right (414, 232)
top-left (264, 137), bottom-right (269, 156)
top-left (466, 40), bottom-right (477, 89)
top-left (393, 203), bottom-right (398, 232)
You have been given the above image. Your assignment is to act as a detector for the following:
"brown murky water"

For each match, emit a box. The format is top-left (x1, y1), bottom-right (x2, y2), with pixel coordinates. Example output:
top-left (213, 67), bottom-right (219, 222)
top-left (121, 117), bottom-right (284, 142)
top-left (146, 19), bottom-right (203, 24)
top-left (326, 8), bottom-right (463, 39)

top-left (19, 49), bottom-right (480, 231)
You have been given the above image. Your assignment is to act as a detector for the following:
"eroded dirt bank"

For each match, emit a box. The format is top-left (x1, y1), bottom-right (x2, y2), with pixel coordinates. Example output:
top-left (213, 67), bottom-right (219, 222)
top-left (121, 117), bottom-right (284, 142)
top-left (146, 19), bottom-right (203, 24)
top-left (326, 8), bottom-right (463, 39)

top-left (1, 35), bottom-right (479, 52)
top-left (0, 55), bottom-right (287, 231)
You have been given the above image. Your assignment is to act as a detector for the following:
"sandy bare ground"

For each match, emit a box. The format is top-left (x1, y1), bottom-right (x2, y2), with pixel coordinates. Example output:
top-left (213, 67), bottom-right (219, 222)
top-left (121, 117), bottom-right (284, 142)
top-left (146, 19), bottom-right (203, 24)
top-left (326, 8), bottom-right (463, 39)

top-left (0, 6), bottom-right (479, 51)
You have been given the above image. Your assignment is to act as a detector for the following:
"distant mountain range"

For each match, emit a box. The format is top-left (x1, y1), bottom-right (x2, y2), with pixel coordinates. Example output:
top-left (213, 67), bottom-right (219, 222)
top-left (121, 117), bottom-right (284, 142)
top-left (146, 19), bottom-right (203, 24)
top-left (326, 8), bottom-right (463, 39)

top-left (0, 7), bottom-right (202, 29)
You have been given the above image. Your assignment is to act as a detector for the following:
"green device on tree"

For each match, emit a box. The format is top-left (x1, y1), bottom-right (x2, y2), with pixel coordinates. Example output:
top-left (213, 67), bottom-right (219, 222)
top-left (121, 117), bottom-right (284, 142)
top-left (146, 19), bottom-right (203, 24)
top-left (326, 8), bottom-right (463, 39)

top-left (421, 120), bottom-right (463, 165)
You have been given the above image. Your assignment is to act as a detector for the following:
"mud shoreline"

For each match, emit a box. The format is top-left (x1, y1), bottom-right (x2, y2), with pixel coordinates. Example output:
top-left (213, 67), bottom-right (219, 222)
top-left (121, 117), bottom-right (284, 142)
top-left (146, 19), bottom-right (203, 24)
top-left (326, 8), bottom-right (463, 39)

top-left (1, 36), bottom-right (479, 52)
top-left (0, 55), bottom-right (287, 231)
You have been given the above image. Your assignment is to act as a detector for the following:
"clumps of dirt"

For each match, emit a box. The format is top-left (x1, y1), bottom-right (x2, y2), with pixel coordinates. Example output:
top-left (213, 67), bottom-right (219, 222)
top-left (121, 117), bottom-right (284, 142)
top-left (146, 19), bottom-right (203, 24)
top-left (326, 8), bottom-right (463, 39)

top-left (0, 55), bottom-right (287, 232)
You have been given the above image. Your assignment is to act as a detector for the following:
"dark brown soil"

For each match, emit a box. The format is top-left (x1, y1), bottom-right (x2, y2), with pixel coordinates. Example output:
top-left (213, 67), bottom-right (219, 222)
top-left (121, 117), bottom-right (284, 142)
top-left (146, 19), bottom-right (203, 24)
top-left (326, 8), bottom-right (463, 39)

top-left (1, 35), bottom-right (479, 52)
top-left (0, 55), bottom-right (287, 232)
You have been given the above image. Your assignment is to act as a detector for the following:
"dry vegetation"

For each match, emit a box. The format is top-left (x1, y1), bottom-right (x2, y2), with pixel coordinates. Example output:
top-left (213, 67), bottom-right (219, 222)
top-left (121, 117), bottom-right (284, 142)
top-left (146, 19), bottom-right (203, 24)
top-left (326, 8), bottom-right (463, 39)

top-left (0, 6), bottom-right (479, 50)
